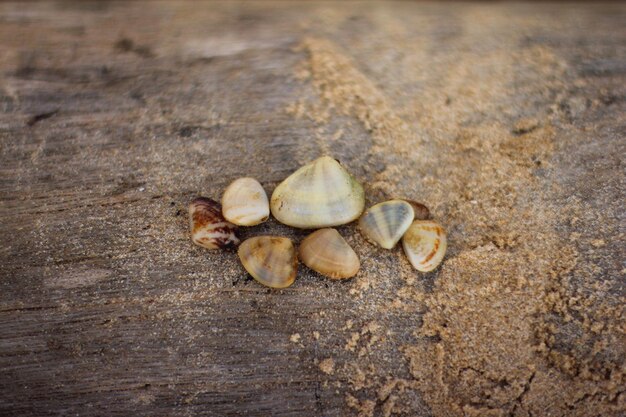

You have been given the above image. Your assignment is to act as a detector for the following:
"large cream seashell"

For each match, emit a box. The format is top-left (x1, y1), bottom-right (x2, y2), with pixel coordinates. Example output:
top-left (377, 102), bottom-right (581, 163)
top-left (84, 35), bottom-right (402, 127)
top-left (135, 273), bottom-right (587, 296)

top-left (299, 228), bottom-right (360, 279)
top-left (238, 236), bottom-right (297, 288)
top-left (270, 156), bottom-right (365, 229)
top-left (189, 197), bottom-right (239, 249)
top-left (358, 200), bottom-right (414, 249)
top-left (402, 220), bottom-right (447, 272)
top-left (222, 177), bottom-right (269, 226)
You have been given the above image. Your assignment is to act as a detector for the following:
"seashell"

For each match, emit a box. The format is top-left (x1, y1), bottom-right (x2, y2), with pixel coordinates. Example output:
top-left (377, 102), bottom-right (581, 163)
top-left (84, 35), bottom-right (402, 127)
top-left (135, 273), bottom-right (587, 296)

top-left (270, 156), bottom-right (365, 229)
top-left (238, 236), bottom-right (297, 288)
top-left (404, 200), bottom-right (431, 221)
top-left (299, 228), bottom-right (360, 279)
top-left (402, 220), bottom-right (447, 272)
top-left (222, 177), bottom-right (269, 226)
top-left (189, 197), bottom-right (240, 249)
top-left (358, 200), bottom-right (414, 249)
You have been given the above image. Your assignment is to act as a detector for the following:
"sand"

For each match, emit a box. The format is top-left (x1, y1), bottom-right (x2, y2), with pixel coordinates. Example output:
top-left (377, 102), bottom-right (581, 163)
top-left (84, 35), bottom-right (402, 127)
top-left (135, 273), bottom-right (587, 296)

top-left (290, 16), bottom-right (624, 416)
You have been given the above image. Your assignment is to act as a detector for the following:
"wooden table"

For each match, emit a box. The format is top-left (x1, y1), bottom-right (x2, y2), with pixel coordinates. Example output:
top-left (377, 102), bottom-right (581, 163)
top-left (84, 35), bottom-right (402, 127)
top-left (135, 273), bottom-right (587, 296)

top-left (1, 2), bottom-right (624, 416)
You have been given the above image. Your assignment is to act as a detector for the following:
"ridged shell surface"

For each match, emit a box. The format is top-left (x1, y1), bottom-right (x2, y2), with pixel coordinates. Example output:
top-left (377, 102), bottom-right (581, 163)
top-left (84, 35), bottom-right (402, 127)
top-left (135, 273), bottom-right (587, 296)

top-left (358, 200), bottom-right (414, 249)
top-left (402, 220), bottom-right (447, 272)
top-left (270, 156), bottom-right (365, 229)
top-left (299, 228), bottom-right (360, 279)
top-left (238, 236), bottom-right (297, 288)
top-left (189, 197), bottom-right (239, 249)
top-left (222, 177), bottom-right (269, 226)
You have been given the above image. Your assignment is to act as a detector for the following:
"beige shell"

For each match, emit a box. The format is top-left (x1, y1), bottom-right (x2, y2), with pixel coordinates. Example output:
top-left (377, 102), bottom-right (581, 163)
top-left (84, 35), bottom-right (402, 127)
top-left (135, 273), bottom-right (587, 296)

top-left (299, 228), bottom-right (360, 279)
top-left (238, 236), bottom-right (297, 288)
top-left (402, 220), bottom-right (447, 272)
top-left (222, 177), bottom-right (269, 226)
top-left (358, 200), bottom-right (414, 249)
top-left (270, 156), bottom-right (365, 229)
top-left (189, 197), bottom-right (239, 249)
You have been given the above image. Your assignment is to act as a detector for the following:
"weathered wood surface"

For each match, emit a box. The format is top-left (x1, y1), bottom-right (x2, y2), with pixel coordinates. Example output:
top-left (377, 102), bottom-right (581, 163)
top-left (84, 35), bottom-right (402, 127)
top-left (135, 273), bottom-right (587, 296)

top-left (1, 2), bottom-right (625, 416)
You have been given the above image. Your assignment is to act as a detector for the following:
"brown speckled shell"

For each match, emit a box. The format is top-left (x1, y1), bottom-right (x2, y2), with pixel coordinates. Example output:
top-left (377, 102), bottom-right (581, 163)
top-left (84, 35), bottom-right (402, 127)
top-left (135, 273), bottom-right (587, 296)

top-left (189, 197), bottom-right (239, 250)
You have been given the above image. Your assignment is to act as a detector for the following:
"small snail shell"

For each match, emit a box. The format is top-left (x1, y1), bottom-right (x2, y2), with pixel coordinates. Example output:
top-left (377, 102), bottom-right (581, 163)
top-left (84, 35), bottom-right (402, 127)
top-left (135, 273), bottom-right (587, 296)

top-left (358, 200), bottom-right (414, 249)
top-left (189, 197), bottom-right (240, 249)
top-left (402, 220), bottom-right (447, 272)
top-left (299, 228), bottom-right (360, 279)
top-left (270, 156), bottom-right (365, 229)
top-left (222, 177), bottom-right (269, 226)
top-left (238, 236), bottom-right (298, 288)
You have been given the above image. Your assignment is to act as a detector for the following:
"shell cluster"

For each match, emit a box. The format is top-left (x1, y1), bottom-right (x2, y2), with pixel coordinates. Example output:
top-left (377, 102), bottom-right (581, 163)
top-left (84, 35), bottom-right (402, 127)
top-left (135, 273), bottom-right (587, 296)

top-left (188, 156), bottom-right (447, 289)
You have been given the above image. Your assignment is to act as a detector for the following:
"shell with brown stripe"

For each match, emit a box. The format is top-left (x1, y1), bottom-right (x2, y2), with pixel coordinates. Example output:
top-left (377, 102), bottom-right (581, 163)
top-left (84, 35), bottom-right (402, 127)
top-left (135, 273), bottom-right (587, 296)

top-left (189, 197), bottom-right (240, 249)
top-left (402, 220), bottom-right (447, 272)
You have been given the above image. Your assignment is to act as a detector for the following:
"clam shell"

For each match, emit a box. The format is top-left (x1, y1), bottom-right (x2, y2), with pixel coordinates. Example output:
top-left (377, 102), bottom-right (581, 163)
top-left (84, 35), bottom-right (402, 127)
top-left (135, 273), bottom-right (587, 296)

top-left (358, 200), bottom-right (414, 249)
top-left (404, 200), bottom-right (431, 220)
top-left (270, 156), bottom-right (365, 229)
top-left (402, 220), bottom-right (447, 272)
top-left (238, 236), bottom-right (297, 288)
top-left (189, 197), bottom-right (239, 249)
top-left (299, 228), bottom-right (360, 279)
top-left (222, 177), bottom-right (269, 226)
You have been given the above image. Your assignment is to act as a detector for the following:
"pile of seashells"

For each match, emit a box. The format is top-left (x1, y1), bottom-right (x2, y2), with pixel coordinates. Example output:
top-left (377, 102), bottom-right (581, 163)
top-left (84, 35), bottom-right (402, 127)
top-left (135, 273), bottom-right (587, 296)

top-left (189, 156), bottom-right (447, 288)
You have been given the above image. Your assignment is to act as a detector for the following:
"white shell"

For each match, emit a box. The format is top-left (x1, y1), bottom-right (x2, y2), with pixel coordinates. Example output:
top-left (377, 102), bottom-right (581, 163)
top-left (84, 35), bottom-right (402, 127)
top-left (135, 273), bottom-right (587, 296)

top-left (238, 236), bottom-right (297, 288)
top-left (222, 177), bottom-right (269, 226)
top-left (270, 156), bottom-right (365, 229)
top-left (359, 200), bottom-right (414, 249)
top-left (402, 220), bottom-right (447, 272)
top-left (299, 228), bottom-right (360, 279)
top-left (189, 197), bottom-right (239, 249)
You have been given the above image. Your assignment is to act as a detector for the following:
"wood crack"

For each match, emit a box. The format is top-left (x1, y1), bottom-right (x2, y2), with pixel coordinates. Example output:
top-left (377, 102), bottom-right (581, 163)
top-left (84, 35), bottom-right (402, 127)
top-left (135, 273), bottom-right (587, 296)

top-left (27, 109), bottom-right (59, 126)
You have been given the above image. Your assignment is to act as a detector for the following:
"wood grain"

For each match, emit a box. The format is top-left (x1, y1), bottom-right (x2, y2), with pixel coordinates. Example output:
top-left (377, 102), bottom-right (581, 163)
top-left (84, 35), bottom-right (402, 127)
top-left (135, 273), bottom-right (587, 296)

top-left (1, 2), bottom-right (624, 416)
